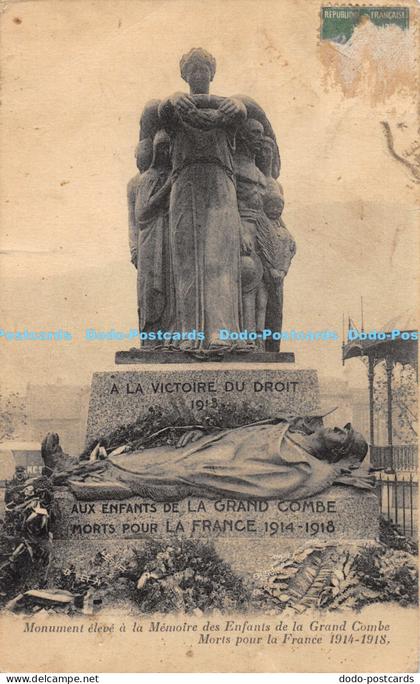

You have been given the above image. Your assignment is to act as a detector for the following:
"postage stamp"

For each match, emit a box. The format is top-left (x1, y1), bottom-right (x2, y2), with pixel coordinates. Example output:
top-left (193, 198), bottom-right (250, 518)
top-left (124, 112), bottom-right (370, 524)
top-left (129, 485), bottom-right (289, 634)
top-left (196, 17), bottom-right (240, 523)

top-left (321, 6), bottom-right (410, 42)
top-left (319, 4), bottom-right (416, 100)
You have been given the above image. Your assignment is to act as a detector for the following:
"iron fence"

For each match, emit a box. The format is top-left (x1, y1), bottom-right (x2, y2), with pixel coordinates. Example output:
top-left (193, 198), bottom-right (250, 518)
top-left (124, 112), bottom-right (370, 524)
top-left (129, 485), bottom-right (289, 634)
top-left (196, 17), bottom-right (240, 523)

top-left (371, 444), bottom-right (417, 472)
top-left (377, 472), bottom-right (417, 537)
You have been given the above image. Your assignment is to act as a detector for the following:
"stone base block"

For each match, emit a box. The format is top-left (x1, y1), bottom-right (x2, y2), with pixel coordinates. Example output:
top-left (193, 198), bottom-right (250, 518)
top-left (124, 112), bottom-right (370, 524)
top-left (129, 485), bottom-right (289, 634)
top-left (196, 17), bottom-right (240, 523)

top-left (85, 367), bottom-right (320, 446)
top-left (51, 486), bottom-right (380, 578)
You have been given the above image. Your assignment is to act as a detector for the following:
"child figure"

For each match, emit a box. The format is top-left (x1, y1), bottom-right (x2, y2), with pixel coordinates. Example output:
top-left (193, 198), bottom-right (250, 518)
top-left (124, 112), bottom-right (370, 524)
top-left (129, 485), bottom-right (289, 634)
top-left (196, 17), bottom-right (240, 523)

top-left (257, 180), bottom-right (296, 351)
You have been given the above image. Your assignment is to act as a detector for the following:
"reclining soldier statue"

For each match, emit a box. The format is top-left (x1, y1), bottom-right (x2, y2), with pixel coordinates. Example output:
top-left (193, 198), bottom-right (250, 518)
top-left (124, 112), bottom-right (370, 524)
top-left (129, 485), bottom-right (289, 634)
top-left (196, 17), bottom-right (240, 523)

top-left (53, 416), bottom-right (374, 502)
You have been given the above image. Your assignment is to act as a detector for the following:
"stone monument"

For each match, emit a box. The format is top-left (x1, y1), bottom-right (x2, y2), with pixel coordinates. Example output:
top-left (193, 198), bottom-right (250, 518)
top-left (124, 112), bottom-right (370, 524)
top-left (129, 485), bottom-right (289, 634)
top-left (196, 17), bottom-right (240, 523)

top-left (50, 48), bottom-right (380, 594)
top-left (122, 47), bottom-right (294, 363)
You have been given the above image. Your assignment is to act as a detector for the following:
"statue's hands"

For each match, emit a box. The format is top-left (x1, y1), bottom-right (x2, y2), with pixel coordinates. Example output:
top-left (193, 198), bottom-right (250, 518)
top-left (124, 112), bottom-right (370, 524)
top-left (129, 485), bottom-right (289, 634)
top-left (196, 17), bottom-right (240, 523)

top-left (184, 108), bottom-right (221, 130)
top-left (270, 268), bottom-right (285, 284)
top-left (240, 233), bottom-right (253, 255)
top-left (131, 250), bottom-right (138, 268)
top-left (335, 471), bottom-right (376, 490)
top-left (218, 97), bottom-right (242, 118)
top-left (176, 429), bottom-right (205, 448)
top-left (334, 459), bottom-right (376, 490)
top-left (172, 93), bottom-right (196, 116)
top-left (337, 455), bottom-right (363, 472)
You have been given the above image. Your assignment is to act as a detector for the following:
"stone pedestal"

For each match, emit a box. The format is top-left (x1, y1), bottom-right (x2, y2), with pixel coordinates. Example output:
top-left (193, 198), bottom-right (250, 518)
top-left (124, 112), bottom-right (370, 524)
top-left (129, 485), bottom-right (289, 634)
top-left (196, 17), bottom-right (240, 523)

top-left (51, 486), bottom-right (380, 578)
top-left (85, 366), bottom-right (320, 446)
top-left (53, 363), bottom-right (381, 585)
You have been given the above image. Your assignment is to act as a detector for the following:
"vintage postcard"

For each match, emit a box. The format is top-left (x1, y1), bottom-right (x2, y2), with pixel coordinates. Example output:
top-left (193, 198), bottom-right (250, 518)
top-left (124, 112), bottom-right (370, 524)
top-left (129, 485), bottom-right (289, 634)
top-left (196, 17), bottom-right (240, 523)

top-left (0, 0), bottom-right (418, 674)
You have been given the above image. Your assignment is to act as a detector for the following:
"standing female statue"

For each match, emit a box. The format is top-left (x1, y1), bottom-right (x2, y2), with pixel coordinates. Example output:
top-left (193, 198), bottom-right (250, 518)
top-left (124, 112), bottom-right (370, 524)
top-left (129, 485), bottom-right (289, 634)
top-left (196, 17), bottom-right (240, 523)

top-left (158, 48), bottom-right (246, 353)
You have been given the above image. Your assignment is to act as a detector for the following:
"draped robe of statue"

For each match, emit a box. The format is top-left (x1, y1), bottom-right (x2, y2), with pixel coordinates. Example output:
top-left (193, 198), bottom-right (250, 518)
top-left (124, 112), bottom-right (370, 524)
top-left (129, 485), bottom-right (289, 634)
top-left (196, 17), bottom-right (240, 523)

top-left (158, 95), bottom-right (246, 350)
top-left (66, 420), bottom-right (372, 502)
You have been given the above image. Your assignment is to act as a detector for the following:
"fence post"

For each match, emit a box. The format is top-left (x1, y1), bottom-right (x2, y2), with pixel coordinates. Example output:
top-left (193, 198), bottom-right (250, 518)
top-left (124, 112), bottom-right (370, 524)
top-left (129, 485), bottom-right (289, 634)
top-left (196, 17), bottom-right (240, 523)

top-left (402, 476), bottom-right (406, 536)
top-left (378, 474), bottom-right (383, 514)
top-left (394, 472), bottom-right (398, 526)
top-left (409, 474), bottom-right (413, 537)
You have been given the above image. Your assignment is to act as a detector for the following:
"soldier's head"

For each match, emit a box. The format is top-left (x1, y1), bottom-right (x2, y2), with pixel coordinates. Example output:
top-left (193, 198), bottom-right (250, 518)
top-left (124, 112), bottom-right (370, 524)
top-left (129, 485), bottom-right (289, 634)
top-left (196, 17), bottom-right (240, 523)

top-left (180, 48), bottom-right (216, 94)
top-left (238, 119), bottom-right (264, 155)
top-left (312, 423), bottom-right (368, 465)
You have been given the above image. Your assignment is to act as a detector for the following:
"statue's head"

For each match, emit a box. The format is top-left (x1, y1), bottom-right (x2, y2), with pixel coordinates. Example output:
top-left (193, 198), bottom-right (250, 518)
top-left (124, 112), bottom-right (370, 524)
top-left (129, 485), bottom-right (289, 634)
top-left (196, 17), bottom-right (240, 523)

top-left (256, 136), bottom-right (275, 176)
top-left (263, 195), bottom-right (283, 221)
top-left (314, 423), bottom-right (368, 464)
top-left (238, 118), bottom-right (264, 155)
top-left (263, 179), bottom-right (284, 220)
top-left (152, 129), bottom-right (171, 167)
top-left (135, 139), bottom-right (153, 173)
top-left (180, 48), bottom-right (216, 93)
